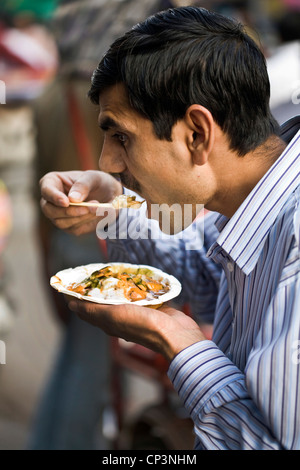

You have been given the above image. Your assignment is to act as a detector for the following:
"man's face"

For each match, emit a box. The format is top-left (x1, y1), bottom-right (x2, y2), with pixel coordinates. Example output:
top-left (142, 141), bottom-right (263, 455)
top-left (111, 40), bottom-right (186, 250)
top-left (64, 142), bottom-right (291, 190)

top-left (98, 83), bottom-right (205, 232)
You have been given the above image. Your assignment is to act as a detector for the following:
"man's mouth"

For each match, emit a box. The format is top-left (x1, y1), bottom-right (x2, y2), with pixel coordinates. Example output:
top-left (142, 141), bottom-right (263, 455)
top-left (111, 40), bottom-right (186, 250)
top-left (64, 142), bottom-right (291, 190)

top-left (119, 171), bottom-right (142, 195)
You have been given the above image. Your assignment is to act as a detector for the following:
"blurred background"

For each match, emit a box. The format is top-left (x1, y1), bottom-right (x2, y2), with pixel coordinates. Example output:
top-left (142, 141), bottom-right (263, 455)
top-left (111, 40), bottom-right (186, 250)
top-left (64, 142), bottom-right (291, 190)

top-left (0, 0), bottom-right (299, 450)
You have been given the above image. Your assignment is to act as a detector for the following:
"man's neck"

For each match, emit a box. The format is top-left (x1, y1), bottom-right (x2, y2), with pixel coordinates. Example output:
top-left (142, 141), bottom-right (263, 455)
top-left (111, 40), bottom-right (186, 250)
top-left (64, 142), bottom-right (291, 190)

top-left (211, 135), bottom-right (287, 218)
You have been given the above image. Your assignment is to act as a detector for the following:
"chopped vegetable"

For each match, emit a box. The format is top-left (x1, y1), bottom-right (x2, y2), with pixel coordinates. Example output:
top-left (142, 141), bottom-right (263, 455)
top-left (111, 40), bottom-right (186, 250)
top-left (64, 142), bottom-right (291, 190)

top-left (67, 265), bottom-right (170, 302)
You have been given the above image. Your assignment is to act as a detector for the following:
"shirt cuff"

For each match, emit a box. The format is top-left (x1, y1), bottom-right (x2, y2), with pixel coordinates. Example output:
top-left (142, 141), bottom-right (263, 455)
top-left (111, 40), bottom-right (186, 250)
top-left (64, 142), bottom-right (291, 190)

top-left (168, 340), bottom-right (245, 420)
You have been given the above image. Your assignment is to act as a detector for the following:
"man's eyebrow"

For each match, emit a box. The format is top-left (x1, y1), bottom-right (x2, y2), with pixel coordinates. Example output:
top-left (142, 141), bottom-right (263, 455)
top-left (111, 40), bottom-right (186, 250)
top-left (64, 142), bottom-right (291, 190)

top-left (98, 116), bottom-right (120, 131)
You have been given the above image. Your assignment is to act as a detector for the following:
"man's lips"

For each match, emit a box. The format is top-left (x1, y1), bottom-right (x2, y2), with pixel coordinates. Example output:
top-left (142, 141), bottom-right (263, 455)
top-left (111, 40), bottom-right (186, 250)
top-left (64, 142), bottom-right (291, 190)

top-left (119, 172), bottom-right (142, 195)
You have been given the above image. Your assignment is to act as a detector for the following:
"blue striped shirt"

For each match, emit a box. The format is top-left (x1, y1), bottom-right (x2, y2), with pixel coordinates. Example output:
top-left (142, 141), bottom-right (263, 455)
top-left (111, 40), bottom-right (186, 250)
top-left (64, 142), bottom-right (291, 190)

top-left (107, 118), bottom-right (300, 449)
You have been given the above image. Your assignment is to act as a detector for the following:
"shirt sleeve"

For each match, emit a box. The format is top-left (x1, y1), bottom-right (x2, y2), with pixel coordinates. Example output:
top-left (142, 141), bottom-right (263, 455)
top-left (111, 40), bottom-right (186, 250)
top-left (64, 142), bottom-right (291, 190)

top-left (104, 192), bottom-right (222, 323)
top-left (168, 269), bottom-right (300, 450)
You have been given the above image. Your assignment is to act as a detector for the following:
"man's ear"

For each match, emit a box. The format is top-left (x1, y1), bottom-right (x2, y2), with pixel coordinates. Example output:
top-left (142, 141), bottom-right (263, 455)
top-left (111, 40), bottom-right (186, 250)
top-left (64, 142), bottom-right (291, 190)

top-left (185, 105), bottom-right (215, 165)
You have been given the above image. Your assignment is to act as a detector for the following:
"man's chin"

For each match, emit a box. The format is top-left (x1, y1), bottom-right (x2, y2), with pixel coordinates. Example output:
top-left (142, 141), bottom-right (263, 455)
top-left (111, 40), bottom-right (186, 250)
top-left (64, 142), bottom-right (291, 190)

top-left (146, 202), bottom-right (196, 235)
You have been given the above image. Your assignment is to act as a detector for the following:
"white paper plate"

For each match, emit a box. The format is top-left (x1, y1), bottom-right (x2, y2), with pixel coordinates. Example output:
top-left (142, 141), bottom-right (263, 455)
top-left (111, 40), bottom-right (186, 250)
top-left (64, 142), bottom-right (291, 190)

top-left (50, 262), bottom-right (182, 307)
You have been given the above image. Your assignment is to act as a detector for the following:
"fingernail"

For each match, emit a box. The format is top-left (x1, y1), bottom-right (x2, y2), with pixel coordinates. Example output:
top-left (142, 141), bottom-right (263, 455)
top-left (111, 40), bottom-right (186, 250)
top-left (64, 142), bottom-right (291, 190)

top-left (69, 191), bottom-right (82, 201)
top-left (58, 197), bottom-right (69, 207)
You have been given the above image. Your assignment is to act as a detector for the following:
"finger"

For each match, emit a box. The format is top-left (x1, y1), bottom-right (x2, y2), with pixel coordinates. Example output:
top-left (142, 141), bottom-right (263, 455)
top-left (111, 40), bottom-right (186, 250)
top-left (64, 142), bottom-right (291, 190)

top-left (40, 173), bottom-right (70, 207)
top-left (40, 199), bottom-right (99, 235)
top-left (40, 199), bottom-right (95, 228)
top-left (68, 299), bottom-right (108, 328)
top-left (64, 217), bottom-right (99, 236)
top-left (40, 171), bottom-right (87, 207)
top-left (158, 305), bottom-right (178, 314)
top-left (40, 198), bottom-right (90, 219)
top-left (59, 171), bottom-right (85, 192)
top-left (54, 212), bottom-right (97, 231)
top-left (40, 198), bottom-right (66, 219)
top-left (68, 171), bottom-right (102, 202)
top-left (68, 298), bottom-right (89, 313)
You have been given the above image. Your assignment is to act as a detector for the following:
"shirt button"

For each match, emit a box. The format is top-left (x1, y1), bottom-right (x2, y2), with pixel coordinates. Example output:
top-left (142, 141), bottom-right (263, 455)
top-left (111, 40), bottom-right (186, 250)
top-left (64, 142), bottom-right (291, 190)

top-left (227, 262), bottom-right (234, 272)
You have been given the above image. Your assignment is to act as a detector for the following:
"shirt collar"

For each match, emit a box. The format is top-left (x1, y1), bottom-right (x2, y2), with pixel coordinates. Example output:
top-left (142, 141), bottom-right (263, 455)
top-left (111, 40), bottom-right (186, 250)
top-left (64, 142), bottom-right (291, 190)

top-left (212, 124), bottom-right (300, 275)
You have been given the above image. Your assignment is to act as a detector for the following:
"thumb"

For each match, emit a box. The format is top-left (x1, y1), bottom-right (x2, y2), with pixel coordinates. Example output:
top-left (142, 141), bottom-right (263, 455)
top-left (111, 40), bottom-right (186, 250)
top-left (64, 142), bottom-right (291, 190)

top-left (68, 176), bottom-right (92, 202)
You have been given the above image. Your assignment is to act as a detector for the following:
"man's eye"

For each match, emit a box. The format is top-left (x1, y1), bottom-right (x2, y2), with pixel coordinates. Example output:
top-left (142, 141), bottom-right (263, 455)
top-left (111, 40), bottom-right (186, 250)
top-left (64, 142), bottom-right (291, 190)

top-left (113, 133), bottom-right (128, 146)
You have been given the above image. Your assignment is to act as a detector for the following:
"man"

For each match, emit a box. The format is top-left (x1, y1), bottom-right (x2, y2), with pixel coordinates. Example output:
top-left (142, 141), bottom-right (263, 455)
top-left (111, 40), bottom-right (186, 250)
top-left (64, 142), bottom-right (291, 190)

top-left (40, 7), bottom-right (300, 449)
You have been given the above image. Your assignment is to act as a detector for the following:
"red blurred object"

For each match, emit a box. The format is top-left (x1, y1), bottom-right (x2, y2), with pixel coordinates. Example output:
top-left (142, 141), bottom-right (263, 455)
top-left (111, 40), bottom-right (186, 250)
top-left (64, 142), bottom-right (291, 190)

top-left (0, 24), bottom-right (55, 70)
top-left (0, 23), bottom-right (58, 101)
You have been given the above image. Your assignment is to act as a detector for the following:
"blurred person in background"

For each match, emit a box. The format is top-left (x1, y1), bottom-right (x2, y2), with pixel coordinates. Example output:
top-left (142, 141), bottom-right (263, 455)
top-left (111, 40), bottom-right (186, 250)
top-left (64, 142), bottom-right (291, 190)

top-left (277, 0), bottom-right (300, 42)
top-left (204, 1), bottom-right (300, 128)
top-left (0, 1), bottom-right (58, 100)
top-left (0, 1), bottom-right (58, 354)
top-left (29, 0), bottom-right (203, 451)
top-left (186, 0), bottom-right (281, 50)
top-left (264, 0), bottom-right (300, 124)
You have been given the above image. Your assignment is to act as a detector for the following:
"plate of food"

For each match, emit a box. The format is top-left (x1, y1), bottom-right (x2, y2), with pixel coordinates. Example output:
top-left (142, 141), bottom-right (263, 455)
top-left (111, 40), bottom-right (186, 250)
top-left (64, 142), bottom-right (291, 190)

top-left (50, 262), bottom-right (182, 307)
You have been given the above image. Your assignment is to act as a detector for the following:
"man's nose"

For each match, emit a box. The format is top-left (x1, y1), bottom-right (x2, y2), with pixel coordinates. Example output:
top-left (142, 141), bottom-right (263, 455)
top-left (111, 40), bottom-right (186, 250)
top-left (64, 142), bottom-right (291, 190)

top-left (99, 142), bottom-right (127, 174)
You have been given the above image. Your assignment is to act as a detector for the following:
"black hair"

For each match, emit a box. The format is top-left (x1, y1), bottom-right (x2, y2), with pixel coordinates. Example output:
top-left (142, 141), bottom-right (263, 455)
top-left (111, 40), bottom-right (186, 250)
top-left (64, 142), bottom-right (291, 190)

top-left (89, 6), bottom-right (279, 156)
